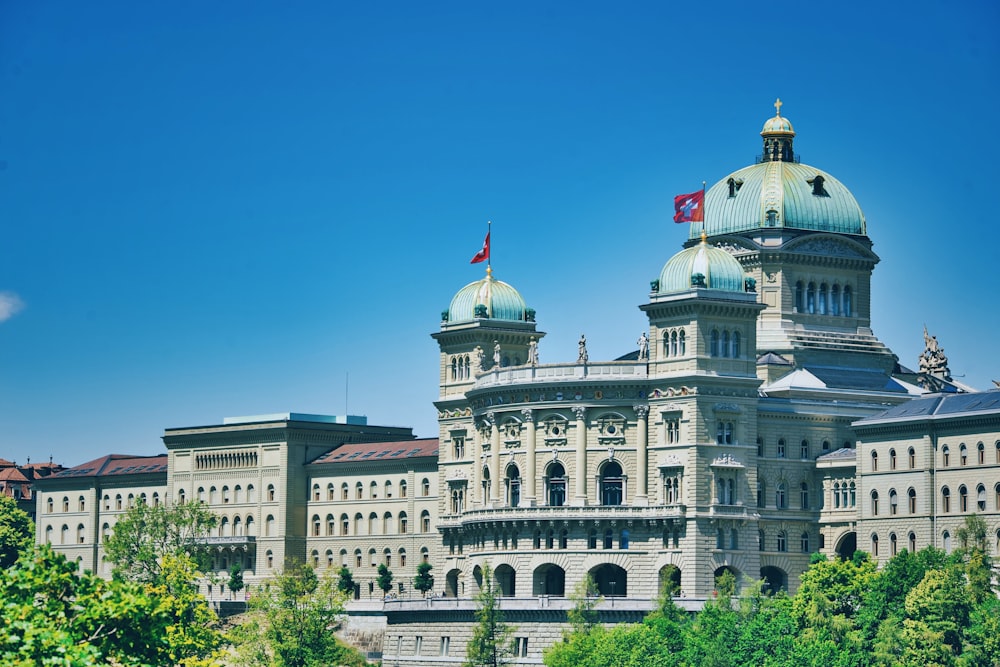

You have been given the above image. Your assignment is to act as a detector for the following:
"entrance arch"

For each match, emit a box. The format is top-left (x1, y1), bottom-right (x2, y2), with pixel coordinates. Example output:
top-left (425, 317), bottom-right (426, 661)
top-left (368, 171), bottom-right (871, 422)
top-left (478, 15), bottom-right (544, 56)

top-left (835, 532), bottom-right (857, 560)
top-left (445, 569), bottom-right (460, 598)
top-left (533, 564), bottom-right (565, 596)
top-left (659, 564), bottom-right (681, 596)
top-left (495, 564), bottom-right (516, 597)
top-left (760, 566), bottom-right (787, 594)
top-left (713, 565), bottom-right (741, 593)
top-left (590, 563), bottom-right (627, 597)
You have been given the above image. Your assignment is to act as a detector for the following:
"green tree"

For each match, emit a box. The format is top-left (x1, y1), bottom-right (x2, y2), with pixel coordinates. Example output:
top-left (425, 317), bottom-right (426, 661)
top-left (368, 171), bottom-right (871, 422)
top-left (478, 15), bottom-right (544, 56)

top-left (376, 563), bottom-right (394, 596)
top-left (465, 564), bottom-right (515, 667)
top-left (956, 514), bottom-right (994, 605)
top-left (414, 561), bottom-right (435, 597)
top-left (336, 565), bottom-right (356, 597)
top-left (230, 562), bottom-right (365, 667)
top-left (228, 563), bottom-right (245, 598)
top-left (566, 574), bottom-right (600, 633)
top-left (0, 494), bottom-right (33, 569)
top-left (105, 499), bottom-right (217, 584)
top-left (0, 545), bottom-right (223, 666)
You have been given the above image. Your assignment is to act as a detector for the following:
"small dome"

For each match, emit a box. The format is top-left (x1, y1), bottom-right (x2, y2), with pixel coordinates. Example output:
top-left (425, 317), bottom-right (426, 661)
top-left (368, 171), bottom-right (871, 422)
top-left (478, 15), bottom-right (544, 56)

top-left (446, 268), bottom-right (531, 323)
top-left (658, 234), bottom-right (747, 294)
top-left (761, 98), bottom-right (795, 135)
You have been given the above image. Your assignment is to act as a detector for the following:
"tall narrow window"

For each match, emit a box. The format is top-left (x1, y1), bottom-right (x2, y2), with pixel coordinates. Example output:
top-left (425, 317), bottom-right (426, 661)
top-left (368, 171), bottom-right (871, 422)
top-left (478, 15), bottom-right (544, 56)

top-left (889, 489), bottom-right (898, 515)
top-left (818, 283), bottom-right (828, 315)
top-left (731, 331), bottom-right (740, 358)
top-left (871, 490), bottom-right (879, 516)
top-left (806, 282), bottom-right (816, 314)
top-left (908, 488), bottom-right (917, 514)
top-left (831, 285), bottom-right (840, 315)
top-left (871, 450), bottom-right (878, 471)
top-left (710, 330), bottom-right (720, 357)
top-left (842, 286), bottom-right (852, 315)
top-left (795, 281), bottom-right (804, 312)
top-left (908, 447), bottom-right (916, 468)
top-left (722, 331), bottom-right (730, 358)
top-left (941, 486), bottom-right (951, 513)
top-left (679, 330), bottom-right (686, 355)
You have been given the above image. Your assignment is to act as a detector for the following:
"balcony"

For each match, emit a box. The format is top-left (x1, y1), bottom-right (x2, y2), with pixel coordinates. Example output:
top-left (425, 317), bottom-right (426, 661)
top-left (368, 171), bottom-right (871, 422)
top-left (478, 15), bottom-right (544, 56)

top-left (473, 361), bottom-right (647, 390)
top-left (190, 536), bottom-right (257, 548)
top-left (439, 504), bottom-right (686, 528)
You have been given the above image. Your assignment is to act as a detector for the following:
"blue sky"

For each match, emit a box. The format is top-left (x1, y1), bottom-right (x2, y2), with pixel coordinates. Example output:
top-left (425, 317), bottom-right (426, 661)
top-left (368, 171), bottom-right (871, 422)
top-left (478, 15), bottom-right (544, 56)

top-left (2, 1), bottom-right (998, 465)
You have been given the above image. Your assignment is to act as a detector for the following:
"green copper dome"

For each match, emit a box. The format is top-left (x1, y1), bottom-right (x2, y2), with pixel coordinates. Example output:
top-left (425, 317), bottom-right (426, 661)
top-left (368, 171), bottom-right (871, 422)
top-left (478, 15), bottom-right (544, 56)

top-left (446, 267), bottom-right (532, 323)
top-left (658, 234), bottom-right (747, 294)
top-left (690, 102), bottom-right (867, 239)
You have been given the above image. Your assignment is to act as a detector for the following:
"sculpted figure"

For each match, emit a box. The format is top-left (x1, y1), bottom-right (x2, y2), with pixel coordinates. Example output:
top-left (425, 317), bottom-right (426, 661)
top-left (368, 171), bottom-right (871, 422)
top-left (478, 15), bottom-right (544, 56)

top-left (578, 334), bottom-right (588, 364)
top-left (527, 338), bottom-right (539, 366)
top-left (637, 332), bottom-right (649, 361)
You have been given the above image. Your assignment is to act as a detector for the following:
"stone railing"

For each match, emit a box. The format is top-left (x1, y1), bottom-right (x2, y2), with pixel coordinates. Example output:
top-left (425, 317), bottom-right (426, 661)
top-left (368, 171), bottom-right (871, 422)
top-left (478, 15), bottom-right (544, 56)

top-left (474, 361), bottom-right (647, 389)
top-left (438, 504), bottom-right (686, 528)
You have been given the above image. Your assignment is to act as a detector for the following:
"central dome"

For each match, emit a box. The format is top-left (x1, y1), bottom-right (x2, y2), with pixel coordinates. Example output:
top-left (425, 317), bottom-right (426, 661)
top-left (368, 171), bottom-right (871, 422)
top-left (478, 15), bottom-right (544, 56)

top-left (690, 102), bottom-right (867, 239)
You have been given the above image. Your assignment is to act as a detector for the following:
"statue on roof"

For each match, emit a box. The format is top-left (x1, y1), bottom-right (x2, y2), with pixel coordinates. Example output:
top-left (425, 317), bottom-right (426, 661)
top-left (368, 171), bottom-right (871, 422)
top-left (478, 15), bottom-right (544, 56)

top-left (527, 337), bottom-right (539, 366)
top-left (578, 334), bottom-right (589, 364)
top-left (493, 341), bottom-right (502, 369)
top-left (637, 332), bottom-right (649, 361)
top-left (918, 326), bottom-right (951, 381)
top-left (473, 345), bottom-right (485, 374)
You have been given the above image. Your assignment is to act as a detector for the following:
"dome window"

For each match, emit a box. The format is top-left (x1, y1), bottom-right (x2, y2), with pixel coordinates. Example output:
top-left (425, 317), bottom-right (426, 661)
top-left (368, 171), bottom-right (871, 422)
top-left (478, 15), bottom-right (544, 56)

top-left (807, 175), bottom-right (829, 197)
top-left (765, 209), bottom-right (778, 227)
top-left (727, 177), bottom-right (744, 197)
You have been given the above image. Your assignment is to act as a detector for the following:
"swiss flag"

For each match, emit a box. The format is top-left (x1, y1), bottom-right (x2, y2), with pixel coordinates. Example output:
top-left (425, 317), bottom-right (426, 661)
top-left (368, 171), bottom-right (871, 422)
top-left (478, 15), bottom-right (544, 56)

top-left (673, 190), bottom-right (705, 223)
top-left (470, 232), bottom-right (490, 264)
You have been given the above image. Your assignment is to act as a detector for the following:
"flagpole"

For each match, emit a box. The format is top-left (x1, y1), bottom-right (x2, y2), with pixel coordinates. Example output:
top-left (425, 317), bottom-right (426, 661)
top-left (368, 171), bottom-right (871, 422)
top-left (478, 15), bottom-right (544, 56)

top-left (487, 220), bottom-right (492, 273)
top-left (701, 181), bottom-right (707, 237)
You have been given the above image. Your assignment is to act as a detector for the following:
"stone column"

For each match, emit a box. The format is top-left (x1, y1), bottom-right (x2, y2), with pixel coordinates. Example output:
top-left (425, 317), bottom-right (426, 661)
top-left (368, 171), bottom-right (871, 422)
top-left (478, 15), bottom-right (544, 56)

top-left (573, 406), bottom-right (587, 506)
top-left (634, 405), bottom-right (649, 505)
top-left (522, 408), bottom-right (536, 506)
top-left (488, 411), bottom-right (500, 505)
top-left (470, 424), bottom-right (480, 506)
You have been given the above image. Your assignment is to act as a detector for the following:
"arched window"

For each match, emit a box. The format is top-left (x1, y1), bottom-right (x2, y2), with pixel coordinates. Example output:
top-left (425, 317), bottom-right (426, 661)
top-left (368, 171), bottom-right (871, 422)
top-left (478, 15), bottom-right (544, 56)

top-left (505, 465), bottom-right (521, 507)
top-left (385, 480), bottom-right (394, 498)
top-left (47, 498), bottom-right (54, 513)
top-left (959, 485), bottom-right (968, 512)
top-left (197, 487), bottom-right (206, 503)
top-left (354, 513), bottom-right (363, 536)
top-left (177, 489), bottom-right (186, 504)
top-left (223, 486), bottom-right (231, 504)
top-left (679, 330), bottom-right (686, 355)
top-left (245, 516), bottom-right (255, 536)
top-left (908, 488), bottom-right (917, 514)
top-left (795, 281), bottom-right (804, 312)
top-left (871, 450), bottom-right (878, 471)
top-left (422, 479), bottom-right (430, 497)
top-left (890, 533), bottom-right (898, 556)
top-left (710, 330), bottom-right (720, 357)
top-left (370, 481), bottom-right (378, 498)
top-left (102, 523), bottom-right (111, 542)
top-left (801, 532), bottom-right (810, 553)
top-left (776, 482), bottom-right (787, 509)
top-left (889, 448), bottom-right (896, 470)
top-left (266, 550), bottom-right (274, 569)
top-left (818, 283), bottom-right (828, 315)
top-left (776, 531), bottom-right (787, 552)
top-left (722, 331), bottom-right (730, 358)
top-left (399, 512), bottom-right (408, 534)
top-left (978, 442), bottom-right (985, 464)
top-left (716, 528), bottom-right (725, 549)
top-left (799, 439), bottom-right (809, 459)
top-left (871, 533), bottom-right (879, 557)
top-left (77, 524), bottom-right (85, 544)
top-left (622, 529), bottom-right (631, 549)
top-left (233, 516), bottom-right (243, 536)
top-left (757, 479), bottom-right (765, 508)
top-left (943, 530), bottom-right (951, 553)
top-left (356, 482), bottom-right (363, 499)
top-left (758, 530), bottom-right (765, 551)
top-left (383, 511), bottom-right (393, 534)
top-left (800, 482), bottom-right (809, 509)
top-left (400, 480), bottom-right (408, 498)
top-left (265, 515), bottom-right (275, 537)
top-left (959, 444), bottom-right (968, 466)
top-left (670, 331), bottom-right (678, 357)
top-left (842, 285), bottom-right (852, 315)
top-left (871, 490), bottom-right (879, 516)
top-left (909, 532), bottom-right (916, 553)
top-left (889, 489), bottom-right (898, 515)
top-left (777, 438), bottom-right (786, 458)
top-left (312, 515), bottom-right (321, 537)
top-left (368, 513), bottom-right (378, 534)
top-left (326, 514), bottom-right (335, 536)
top-left (806, 282), bottom-right (816, 313)
top-left (833, 482), bottom-right (841, 508)
top-left (546, 462), bottom-right (566, 507)
top-left (78, 496), bottom-right (85, 512)
top-left (908, 447), bottom-right (916, 468)
top-left (941, 486), bottom-right (951, 513)
top-left (267, 484), bottom-right (275, 502)
top-left (978, 484), bottom-right (986, 511)
top-left (830, 284), bottom-right (840, 315)
top-left (233, 485), bottom-right (242, 504)
top-left (421, 510), bottom-right (431, 533)
top-left (588, 529), bottom-right (597, 549)
top-left (850, 482), bottom-right (856, 506)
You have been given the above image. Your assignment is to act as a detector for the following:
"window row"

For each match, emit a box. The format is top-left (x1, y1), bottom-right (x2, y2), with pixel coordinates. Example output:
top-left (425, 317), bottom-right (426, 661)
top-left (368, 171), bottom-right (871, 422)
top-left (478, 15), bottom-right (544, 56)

top-left (708, 329), bottom-right (741, 358)
top-left (940, 483), bottom-right (997, 513)
top-left (871, 531), bottom-right (918, 558)
top-left (313, 545), bottom-right (431, 570)
top-left (662, 329), bottom-right (687, 357)
top-left (196, 484), bottom-right (257, 505)
top-left (312, 478), bottom-right (431, 502)
top-left (831, 482), bottom-right (857, 508)
top-left (794, 281), bottom-right (853, 316)
top-left (44, 524), bottom-right (88, 545)
top-left (869, 488), bottom-right (919, 515)
top-left (758, 437), bottom-right (847, 459)
top-left (311, 510), bottom-right (432, 536)
top-left (449, 354), bottom-right (473, 381)
top-left (477, 461), bottom-right (625, 508)
top-left (755, 529), bottom-right (812, 553)
top-left (756, 480), bottom-right (812, 509)
top-left (870, 446), bottom-right (918, 471)
top-left (939, 441), bottom-right (999, 468)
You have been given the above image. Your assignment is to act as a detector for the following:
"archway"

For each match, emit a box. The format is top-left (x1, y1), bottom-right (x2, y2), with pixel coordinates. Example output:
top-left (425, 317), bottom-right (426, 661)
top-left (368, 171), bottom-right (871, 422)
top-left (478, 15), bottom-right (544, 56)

top-left (590, 563), bottom-right (627, 597)
top-left (600, 461), bottom-right (624, 506)
top-left (472, 565), bottom-right (483, 593)
top-left (659, 564), bottom-right (681, 596)
top-left (495, 564), bottom-right (516, 597)
top-left (713, 565), bottom-right (741, 593)
top-left (760, 566), bottom-right (787, 594)
top-left (835, 532), bottom-right (857, 560)
top-left (532, 564), bottom-right (565, 596)
top-left (445, 569), bottom-right (460, 598)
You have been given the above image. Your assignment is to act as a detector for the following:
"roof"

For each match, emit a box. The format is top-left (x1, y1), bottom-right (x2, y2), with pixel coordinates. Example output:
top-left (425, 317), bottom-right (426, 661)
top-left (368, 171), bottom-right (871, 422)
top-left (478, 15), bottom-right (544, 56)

top-left (817, 447), bottom-right (857, 461)
top-left (0, 458), bottom-right (14, 468)
top-left (446, 270), bottom-right (530, 323)
top-left (658, 237), bottom-right (746, 294)
top-left (50, 454), bottom-right (169, 479)
top-left (856, 390), bottom-right (1000, 427)
top-left (763, 365), bottom-right (922, 394)
top-left (311, 438), bottom-right (439, 466)
top-left (0, 467), bottom-right (29, 482)
top-left (757, 351), bottom-right (793, 366)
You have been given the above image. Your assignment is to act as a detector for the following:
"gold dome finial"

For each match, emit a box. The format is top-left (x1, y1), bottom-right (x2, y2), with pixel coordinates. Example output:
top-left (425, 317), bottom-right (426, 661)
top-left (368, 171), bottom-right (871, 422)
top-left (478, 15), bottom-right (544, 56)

top-left (700, 229), bottom-right (708, 244)
top-left (774, 98), bottom-right (783, 116)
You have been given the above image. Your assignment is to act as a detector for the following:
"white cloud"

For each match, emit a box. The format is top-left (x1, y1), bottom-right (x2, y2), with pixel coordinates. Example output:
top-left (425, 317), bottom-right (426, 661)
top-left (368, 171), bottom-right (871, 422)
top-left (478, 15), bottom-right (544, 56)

top-left (0, 292), bottom-right (25, 322)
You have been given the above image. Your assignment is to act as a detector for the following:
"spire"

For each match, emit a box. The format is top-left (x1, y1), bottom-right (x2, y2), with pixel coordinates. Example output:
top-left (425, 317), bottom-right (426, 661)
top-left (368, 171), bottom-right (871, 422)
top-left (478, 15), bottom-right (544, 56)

top-left (760, 98), bottom-right (796, 162)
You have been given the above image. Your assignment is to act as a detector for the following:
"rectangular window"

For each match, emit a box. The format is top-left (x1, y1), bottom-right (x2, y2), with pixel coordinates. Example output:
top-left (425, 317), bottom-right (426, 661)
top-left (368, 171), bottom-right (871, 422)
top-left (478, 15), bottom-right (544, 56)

top-left (414, 636), bottom-right (422, 655)
top-left (515, 637), bottom-right (529, 657)
top-left (440, 637), bottom-right (450, 656)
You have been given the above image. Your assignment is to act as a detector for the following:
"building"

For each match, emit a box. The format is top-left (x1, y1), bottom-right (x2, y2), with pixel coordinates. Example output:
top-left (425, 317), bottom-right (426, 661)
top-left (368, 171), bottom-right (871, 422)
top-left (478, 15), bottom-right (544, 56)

top-left (31, 103), bottom-right (999, 665)
top-left (0, 457), bottom-right (65, 520)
